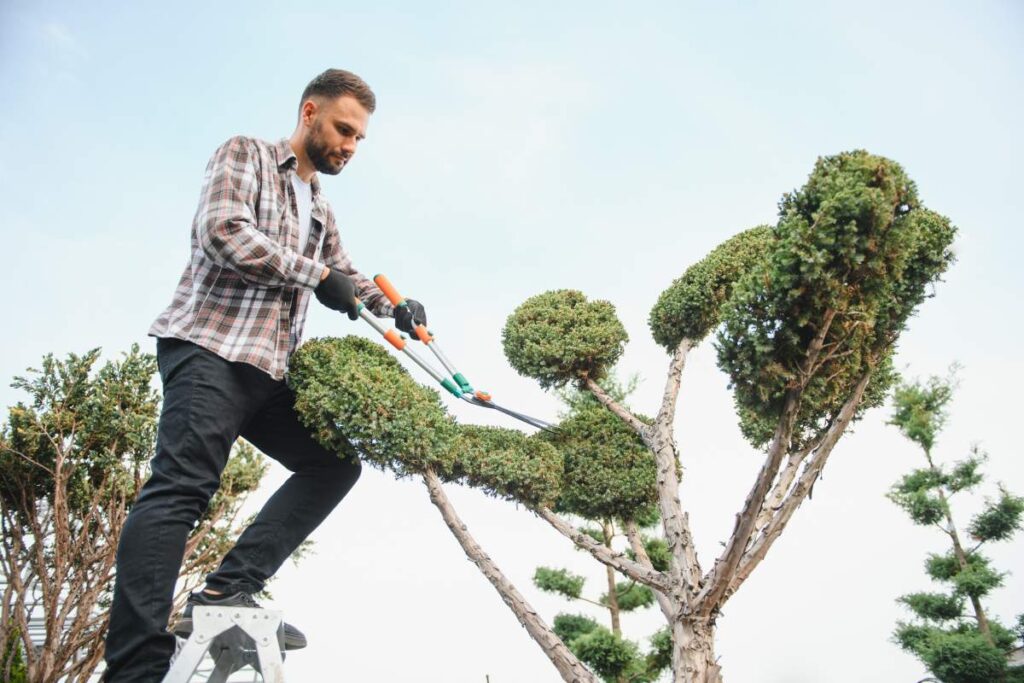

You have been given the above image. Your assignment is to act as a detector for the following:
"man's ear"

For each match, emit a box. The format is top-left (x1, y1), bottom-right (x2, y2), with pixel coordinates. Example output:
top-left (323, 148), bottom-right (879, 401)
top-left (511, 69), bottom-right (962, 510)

top-left (301, 99), bottom-right (319, 126)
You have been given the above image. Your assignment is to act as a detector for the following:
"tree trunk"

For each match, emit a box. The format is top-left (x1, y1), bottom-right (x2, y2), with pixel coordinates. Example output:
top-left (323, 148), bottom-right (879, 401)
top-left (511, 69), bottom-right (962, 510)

top-left (673, 619), bottom-right (721, 683)
top-left (925, 450), bottom-right (994, 645)
top-left (602, 521), bottom-right (621, 636)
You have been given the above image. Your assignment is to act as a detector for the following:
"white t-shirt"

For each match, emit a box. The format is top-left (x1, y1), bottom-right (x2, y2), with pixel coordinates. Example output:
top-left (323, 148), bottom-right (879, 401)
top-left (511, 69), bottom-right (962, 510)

top-left (290, 174), bottom-right (313, 253)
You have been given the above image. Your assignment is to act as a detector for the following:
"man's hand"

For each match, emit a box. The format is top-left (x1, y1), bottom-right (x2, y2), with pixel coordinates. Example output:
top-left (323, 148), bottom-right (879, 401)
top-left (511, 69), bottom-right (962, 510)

top-left (315, 268), bottom-right (359, 320)
top-left (395, 299), bottom-right (427, 335)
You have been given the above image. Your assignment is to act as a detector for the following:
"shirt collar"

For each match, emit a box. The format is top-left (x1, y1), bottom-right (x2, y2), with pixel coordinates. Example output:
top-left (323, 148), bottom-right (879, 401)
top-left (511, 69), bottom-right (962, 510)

top-left (275, 137), bottom-right (322, 198)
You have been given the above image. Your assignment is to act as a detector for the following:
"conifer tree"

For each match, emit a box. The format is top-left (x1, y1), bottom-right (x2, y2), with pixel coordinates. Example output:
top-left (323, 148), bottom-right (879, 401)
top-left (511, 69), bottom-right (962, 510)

top-left (291, 150), bottom-right (958, 682)
top-left (889, 371), bottom-right (1024, 683)
top-left (0, 347), bottom-right (277, 682)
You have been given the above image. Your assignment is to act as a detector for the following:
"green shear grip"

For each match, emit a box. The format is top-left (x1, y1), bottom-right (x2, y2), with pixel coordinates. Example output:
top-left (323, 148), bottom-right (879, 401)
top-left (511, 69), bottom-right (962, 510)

top-left (453, 373), bottom-right (473, 393)
top-left (441, 378), bottom-right (462, 397)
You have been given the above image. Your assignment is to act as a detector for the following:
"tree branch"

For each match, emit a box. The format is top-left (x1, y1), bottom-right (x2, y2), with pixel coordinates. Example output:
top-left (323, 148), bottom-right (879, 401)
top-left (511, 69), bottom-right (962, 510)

top-left (656, 339), bottom-right (693, 431)
top-left (753, 433), bottom-right (825, 534)
top-left (422, 469), bottom-right (598, 683)
top-left (535, 507), bottom-right (673, 593)
top-left (729, 372), bottom-right (872, 595)
top-left (695, 389), bottom-right (800, 616)
top-left (583, 378), bottom-right (649, 438)
top-left (645, 425), bottom-right (702, 595)
top-left (624, 520), bottom-right (675, 621)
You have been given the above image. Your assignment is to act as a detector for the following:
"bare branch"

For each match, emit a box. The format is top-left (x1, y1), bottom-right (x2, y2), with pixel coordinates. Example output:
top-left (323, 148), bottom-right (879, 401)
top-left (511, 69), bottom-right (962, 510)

top-left (422, 470), bottom-right (598, 683)
top-left (656, 339), bottom-right (693, 431)
top-left (584, 378), bottom-right (649, 438)
top-left (730, 372), bottom-right (872, 595)
top-left (695, 389), bottom-right (800, 616)
top-left (753, 433), bottom-right (825, 534)
top-left (624, 520), bottom-right (675, 620)
top-left (535, 507), bottom-right (673, 594)
top-left (646, 426), bottom-right (702, 594)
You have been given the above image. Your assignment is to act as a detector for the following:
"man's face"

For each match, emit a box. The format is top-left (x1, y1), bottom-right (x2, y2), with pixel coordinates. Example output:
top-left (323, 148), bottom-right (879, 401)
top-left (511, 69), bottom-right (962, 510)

top-left (303, 95), bottom-right (369, 175)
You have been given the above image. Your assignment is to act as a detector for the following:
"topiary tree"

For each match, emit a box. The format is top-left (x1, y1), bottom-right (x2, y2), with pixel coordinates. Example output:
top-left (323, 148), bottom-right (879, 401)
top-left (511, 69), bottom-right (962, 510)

top-left (291, 150), bottom-right (958, 682)
top-left (888, 369), bottom-right (1024, 682)
top-left (0, 347), bottom-right (278, 683)
top-left (532, 379), bottom-right (670, 683)
top-left (290, 335), bottom-right (597, 681)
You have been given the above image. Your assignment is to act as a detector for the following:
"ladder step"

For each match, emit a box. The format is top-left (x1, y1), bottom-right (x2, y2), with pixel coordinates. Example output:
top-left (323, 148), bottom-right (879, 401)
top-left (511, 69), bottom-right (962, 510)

top-left (163, 607), bottom-right (287, 682)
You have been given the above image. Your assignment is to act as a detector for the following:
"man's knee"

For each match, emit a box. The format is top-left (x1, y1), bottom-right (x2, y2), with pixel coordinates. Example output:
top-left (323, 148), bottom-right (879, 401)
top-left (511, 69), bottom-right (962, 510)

top-left (133, 467), bottom-right (221, 524)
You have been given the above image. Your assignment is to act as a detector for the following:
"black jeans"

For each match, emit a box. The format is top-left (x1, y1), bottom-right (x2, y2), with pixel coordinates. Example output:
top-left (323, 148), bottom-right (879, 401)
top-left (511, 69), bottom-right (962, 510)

top-left (103, 338), bottom-right (361, 682)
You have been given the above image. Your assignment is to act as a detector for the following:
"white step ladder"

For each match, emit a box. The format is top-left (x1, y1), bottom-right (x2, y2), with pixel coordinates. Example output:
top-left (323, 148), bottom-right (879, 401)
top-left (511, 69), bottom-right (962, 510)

top-left (163, 607), bottom-right (287, 682)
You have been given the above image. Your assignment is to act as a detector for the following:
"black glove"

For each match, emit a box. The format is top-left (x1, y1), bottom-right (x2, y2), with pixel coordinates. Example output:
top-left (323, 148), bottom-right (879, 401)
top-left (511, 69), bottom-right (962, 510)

top-left (315, 268), bottom-right (359, 320)
top-left (394, 299), bottom-right (427, 334)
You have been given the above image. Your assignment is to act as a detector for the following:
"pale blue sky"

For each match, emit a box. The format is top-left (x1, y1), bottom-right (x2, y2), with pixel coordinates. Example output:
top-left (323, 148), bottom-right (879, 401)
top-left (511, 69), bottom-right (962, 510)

top-left (1, 2), bottom-right (1022, 681)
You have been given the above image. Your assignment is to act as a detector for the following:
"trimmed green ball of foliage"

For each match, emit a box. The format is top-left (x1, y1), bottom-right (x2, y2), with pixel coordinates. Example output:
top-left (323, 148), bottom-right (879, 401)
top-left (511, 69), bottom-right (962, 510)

top-left (602, 582), bottom-right (655, 612)
top-left (898, 592), bottom-right (965, 622)
top-left (289, 336), bottom-right (458, 477)
top-left (534, 567), bottom-right (585, 599)
top-left (553, 613), bottom-right (600, 644)
top-left (503, 290), bottom-right (628, 389)
top-left (543, 404), bottom-right (657, 520)
top-left (968, 489), bottom-right (1024, 542)
top-left (626, 537), bottom-right (670, 572)
top-left (571, 628), bottom-right (642, 681)
top-left (716, 150), bottom-right (956, 449)
top-left (923, 631), bottom-right (1009, 683)
top-left (447, 425), bottom-right (562, 507)
top-left (649, 225), bottom-right (773, 351)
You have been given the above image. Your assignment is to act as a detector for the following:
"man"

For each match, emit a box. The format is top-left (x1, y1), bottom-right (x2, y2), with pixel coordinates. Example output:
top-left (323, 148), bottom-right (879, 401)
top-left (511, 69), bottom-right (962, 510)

top-left (103, 69), bottom-right (426, 682)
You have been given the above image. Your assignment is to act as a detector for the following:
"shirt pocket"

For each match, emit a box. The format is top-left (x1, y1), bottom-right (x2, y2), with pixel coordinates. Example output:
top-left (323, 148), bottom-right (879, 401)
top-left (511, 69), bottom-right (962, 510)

top-left (257, 179), bottom-right (288, 242)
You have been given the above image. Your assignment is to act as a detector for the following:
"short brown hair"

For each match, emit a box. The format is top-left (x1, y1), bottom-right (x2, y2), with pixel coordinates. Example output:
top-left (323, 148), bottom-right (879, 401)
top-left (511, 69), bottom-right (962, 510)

top-left (299, 69), bottom-right (376, 114)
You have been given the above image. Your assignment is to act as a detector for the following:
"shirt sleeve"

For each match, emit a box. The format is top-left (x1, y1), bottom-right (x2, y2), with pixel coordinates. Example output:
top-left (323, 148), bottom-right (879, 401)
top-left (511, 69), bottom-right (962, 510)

top-left (321, 211), bottom-right (395, 318)
top-left (195, 136), bottom-right (323, 290)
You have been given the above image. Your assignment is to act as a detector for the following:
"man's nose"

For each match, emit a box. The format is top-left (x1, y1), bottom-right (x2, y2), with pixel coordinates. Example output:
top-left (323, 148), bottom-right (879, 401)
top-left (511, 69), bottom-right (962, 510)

top-left (341, 136), bottom-right (358, 154)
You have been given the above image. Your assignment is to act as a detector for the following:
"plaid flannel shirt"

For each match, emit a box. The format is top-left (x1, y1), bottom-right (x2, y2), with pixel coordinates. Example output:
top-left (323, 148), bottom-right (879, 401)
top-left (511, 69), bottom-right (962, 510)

top-left (149, 136), bottom-right (393, 380)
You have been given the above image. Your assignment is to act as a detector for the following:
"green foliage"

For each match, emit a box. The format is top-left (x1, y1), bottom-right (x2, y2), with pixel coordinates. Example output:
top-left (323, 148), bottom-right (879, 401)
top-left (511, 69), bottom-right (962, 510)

top-left (895, 623), bottom-right (1015, 683)
top-left (534, 567), bottom-right (586, 600)
top-left (0, 347), bottom-right (159, 514)
top-left (571, 627), bottom-right (642, 681)
top-left (626, 536), bottom-right (670, 573)
top-left (898, 592), bottom-right (964, 622)
top-left (949, 558), bottom-right (1003, 599)
top-left (502, 290), bottom-right (628, 390)
top-left (555, 372), bottom-right (640, 418)
top-left (890, 369), bottom-right (1023, 683)
top-left (628, 504), bottom-right (661, 529)
top-left (968, 488), bottom-right (1024, 542)
top-left (925, 551), bottom-right (983, 582)
top-left (645, 628), bottom-right (673, 677)
top-left (716, 151), bottom-right (956, 448)
top-left (289, 336), bottom-right (458, 477)
top-left (543, 403), bottom-right (657, 520)
top-left (1, 625), bottom-right (27, 683)
top-left (889, 372), bottom-right (956, 454)
top-left (446, 425), bottom-right (562, 507)
top-left (649, 225), bottom-right (774, 350)
top-left (948, 452), bottom-right (984, 493)
top-left (578, 526), bottom-right (606, 545)
top-left (921, 551), bottom-right (1004, 601)
top-left (892, 467), bottom-right (947, 494)
top-left (553, 613), bottom-right (600, 644)
top-left (894, 622), bottom-right (940, 653)
top-left (920, 630), bottom-right (1009, 683)
top-left (0, 346), bottom-right (276, 683)
top-left (888, 488), bottom-right (948, 526)
top-left (602, 582), bottom-right (655, 612)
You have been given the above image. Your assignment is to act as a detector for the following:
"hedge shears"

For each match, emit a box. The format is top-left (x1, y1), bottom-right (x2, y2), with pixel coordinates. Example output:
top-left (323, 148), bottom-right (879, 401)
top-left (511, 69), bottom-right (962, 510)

top-left (353, 274), bottom-right (555, 433)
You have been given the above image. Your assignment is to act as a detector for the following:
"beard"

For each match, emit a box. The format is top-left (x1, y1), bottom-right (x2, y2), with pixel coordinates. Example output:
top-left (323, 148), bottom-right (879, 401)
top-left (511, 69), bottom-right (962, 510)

top-left (304, 120), bottom-right (347, 175)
